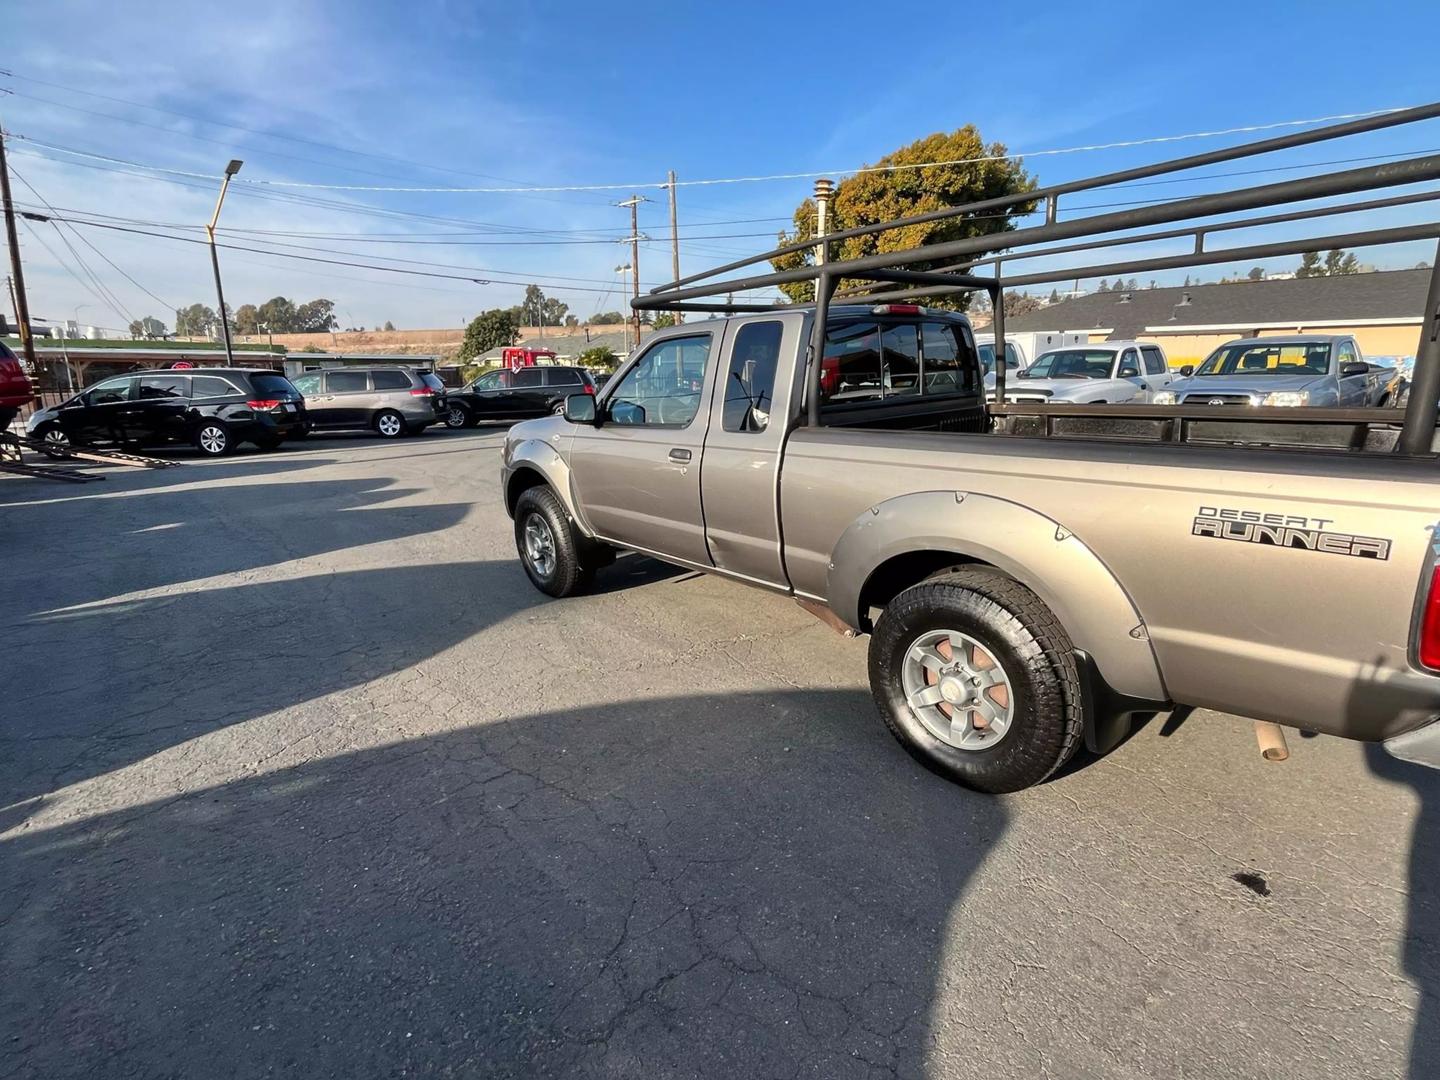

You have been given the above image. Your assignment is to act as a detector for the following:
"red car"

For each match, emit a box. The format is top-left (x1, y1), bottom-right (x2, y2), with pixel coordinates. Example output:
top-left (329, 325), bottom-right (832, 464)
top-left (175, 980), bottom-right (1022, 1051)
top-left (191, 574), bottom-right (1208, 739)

top-left (0, 340), bottom-right (35, 434)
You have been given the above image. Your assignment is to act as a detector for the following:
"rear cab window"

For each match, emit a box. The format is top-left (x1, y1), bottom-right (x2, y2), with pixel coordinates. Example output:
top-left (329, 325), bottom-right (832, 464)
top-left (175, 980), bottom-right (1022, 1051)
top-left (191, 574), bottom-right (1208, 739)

top-left (820, 316), bottom-right (978, 414)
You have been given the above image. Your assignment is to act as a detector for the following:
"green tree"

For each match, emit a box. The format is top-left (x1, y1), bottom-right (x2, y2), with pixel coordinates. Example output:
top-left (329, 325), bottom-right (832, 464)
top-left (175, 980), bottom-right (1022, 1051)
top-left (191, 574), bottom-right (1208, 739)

top-left (541, 297), bottom-right (569, 324)
top-left (233, 304), bottom-right (260, 335)
top-left (520, 285), bottom-right (548, 325)
top-left (1096, 279), bottom-right (1110, 293)
top-left (1324, 249), bottom-right (1360, 276)
top-left (174, 303), bottom-right (217, 337)
top-left (127, 319), bottom-right (144, 339)
top-left (652, 312), bottom-right (677, 329)
top-left (563, 315), bottom-right (579, 328)
top-left (383, 320), bottom-right (396, 331)
top-left (1295, 252), bottom-right (1322, 278)
top-left (577, 345), bottom-right (619, 370)
top-left (295, 298), bottom-right (338, 333)
top-left (770, 125), bottom-right (1036, 304)
top-left (1047, 289), bottom-right (1060, 304)
top-left (1247, 267), bottom-right (1265, 281)
top-left (458, 308), bottom-right (520, 361)
top-left (1004, 291), bottom-right (1043, 316)
top-left (257, 296), bottom-right (298, 333)
top-left (588, 310), bottom-right (626, 324)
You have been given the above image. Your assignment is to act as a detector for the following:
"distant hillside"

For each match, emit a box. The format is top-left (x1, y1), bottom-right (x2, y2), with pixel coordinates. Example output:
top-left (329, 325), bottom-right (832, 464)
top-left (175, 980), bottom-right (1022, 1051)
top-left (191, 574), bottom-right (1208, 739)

top-left (246, 323), bottom-right (634, 360)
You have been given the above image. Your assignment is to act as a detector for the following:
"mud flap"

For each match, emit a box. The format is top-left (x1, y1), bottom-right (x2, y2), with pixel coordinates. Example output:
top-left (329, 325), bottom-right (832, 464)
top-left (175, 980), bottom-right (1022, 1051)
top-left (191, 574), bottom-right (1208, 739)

top-left (1075, 649), bottom-right (1167, 756)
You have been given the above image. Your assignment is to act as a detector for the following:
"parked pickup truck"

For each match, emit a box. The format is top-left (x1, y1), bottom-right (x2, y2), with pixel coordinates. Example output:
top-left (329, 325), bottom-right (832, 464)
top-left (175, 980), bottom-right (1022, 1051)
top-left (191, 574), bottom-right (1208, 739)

top-left (1155, 335), bottom-right (1397, 407)
top-left (501, 305), bottom-right (1440, 794)
top-left (990, 340), bottom-right (1176, 404)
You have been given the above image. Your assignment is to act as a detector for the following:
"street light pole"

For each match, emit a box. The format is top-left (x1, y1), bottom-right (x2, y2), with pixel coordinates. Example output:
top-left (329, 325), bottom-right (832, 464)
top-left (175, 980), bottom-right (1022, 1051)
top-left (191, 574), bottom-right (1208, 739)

top-left (207, 159), bottom-right (243, 363)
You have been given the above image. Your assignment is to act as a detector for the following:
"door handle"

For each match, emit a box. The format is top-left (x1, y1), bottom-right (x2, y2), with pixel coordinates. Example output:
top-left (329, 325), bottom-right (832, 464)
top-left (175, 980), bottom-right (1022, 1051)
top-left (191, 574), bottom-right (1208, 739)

top-left (668, 448), bottom-right (692, 463)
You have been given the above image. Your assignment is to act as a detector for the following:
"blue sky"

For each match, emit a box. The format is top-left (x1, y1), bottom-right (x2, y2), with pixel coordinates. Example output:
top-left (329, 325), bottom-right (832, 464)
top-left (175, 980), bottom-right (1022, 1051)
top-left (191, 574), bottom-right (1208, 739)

top-left (4, 0), bottom-right (1439, 333)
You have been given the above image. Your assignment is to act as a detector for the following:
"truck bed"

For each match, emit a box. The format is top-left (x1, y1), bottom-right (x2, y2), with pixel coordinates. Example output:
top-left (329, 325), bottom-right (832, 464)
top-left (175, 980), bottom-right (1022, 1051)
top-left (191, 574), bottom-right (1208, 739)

top-left (777, 424), bottom-right (1440, 741)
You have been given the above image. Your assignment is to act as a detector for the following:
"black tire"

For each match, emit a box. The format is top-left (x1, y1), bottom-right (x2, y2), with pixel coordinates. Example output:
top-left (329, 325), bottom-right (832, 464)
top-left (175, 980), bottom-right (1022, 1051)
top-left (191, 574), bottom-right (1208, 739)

top-left (550, 401), bottom-right (565, 416)
top-left (444, 404), bottom-right (470, 429)
top-left (193, 420), bottom-right (233, 457)
top-left (374, 409), bottom-right (405, 439)
top-left (868, 568), bottom-right (1084, 794)
top-left (514, 486), bottom-right (592, 598)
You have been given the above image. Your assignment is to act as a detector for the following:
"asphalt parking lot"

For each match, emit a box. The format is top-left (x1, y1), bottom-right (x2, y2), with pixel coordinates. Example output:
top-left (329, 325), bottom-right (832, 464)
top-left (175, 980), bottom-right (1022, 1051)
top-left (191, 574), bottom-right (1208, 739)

top-left (1, 430), bottom-right (1436, 1080)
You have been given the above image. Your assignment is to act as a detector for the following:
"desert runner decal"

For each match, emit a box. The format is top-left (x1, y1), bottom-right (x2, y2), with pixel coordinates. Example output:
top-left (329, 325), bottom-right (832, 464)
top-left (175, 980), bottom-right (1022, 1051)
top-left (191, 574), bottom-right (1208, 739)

top-left (1192, 506), bottom-right (1391, 560)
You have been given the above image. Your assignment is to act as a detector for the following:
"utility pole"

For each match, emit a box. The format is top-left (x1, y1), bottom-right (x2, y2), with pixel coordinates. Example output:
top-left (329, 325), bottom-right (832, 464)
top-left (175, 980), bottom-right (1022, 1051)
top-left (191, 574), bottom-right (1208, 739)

top-left (0, 115), bottom-right (38, 370)
top-left (813, 178), bottom-right (835, 268)
top-left (667, 171), bottom-right (681, 323)
top-left (206, 159), bottom-right (243, 364)
top-left (617, 195), bottom-right (648, 348)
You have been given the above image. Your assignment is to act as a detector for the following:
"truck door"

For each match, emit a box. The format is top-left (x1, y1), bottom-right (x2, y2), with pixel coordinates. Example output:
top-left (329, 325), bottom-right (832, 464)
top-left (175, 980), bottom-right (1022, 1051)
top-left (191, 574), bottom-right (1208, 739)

top-left (1141, 345), bottom-right (1172, 400)
top-left (698, 315), bottom-right (801, 585)
top-left (568, 330), bottom-right (720, 565)
top-left (1334, 338), bottom-right (1366, 405)
top-left (1116, 348), bottom-right (1146, 399)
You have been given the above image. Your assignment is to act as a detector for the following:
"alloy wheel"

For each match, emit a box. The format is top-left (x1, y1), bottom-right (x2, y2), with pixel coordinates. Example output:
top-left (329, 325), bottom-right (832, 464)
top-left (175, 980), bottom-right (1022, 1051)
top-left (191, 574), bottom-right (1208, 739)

top-left (522, 514), bottom-right (557, 578)
top-left (900, 629), bottom-right (1015, 751)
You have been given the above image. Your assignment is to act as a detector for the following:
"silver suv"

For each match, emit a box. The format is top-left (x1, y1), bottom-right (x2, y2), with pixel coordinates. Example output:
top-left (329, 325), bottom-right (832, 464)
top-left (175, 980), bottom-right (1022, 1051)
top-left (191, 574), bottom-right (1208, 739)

top-left (289, 367), bottom-right (447, 438)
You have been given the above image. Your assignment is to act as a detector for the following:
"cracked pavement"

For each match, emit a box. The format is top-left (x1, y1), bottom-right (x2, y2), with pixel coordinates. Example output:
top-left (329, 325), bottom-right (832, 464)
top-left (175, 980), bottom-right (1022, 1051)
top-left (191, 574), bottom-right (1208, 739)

top-left (1, 430), bottom-right (1436, 1078)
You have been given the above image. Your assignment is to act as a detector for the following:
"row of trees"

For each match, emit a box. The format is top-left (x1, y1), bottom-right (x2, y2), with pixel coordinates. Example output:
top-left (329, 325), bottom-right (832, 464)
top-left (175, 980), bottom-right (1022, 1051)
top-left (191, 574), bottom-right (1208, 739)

top-left (159, 297), bottom-right (343, 339)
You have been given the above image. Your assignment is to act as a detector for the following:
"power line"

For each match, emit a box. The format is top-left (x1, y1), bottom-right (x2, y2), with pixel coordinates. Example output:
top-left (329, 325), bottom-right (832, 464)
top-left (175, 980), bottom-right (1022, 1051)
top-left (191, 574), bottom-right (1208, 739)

top-left (18, 218), bottom-right (131, 324)
top-left (9, 165), bottom-right (175, 312)
top-left (10, 105), bottom-right (1424, 195)
top-left (0, 70), bottom-right (616, 206)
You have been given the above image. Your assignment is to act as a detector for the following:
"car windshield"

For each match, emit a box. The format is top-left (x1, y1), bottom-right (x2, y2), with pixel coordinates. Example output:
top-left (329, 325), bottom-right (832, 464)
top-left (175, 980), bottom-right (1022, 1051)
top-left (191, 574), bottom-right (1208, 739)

top-left (1195, 342), bottom-right (1332, 376)
top-left (1025, 349), bottom-right (1116, 379)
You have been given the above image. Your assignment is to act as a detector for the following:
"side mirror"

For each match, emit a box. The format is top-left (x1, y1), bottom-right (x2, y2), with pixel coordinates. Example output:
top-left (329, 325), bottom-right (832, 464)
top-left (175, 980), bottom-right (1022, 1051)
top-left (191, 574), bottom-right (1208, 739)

top-left (1340, 362), bottom-right (1368, 378)
top-left (563, 393), bottom-right (597, 424)
top-left (1015, 369), bottom-right (1030, 379)
top-left (1180, 365), bottom-right (1195, 377)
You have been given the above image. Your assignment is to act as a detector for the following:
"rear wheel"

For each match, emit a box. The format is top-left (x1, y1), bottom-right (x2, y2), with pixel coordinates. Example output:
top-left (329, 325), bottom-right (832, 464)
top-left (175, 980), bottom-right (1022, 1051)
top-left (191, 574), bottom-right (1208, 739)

top-left (869, 568), bottom-right (1083, 794)
top-left (514, 486), bottom-right (591, 597)
top-left (194, 421), bottom-right (233, 457)
top-left (551, 401), bottom-right (565, 416)
top-left (374, 409), bottom-right (405, 439)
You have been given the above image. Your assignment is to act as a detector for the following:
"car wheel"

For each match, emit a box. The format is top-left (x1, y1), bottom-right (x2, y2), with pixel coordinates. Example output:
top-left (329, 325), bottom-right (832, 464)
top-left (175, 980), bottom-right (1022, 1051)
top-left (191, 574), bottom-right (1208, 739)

top-left (374, 410), bottom-right (405, 438)
top-left (40, 425), bottom-right (73, 460)
top-left (868, 568), bottom-right (1084, 794)
top-left (551, 401), bottom-right (565, 416)
top-left (444, 405), bottom-right (469, 429)
top-left (194, 421), bottom-right (233, 457)
top-left (514, 486), bottom-right (591, 598)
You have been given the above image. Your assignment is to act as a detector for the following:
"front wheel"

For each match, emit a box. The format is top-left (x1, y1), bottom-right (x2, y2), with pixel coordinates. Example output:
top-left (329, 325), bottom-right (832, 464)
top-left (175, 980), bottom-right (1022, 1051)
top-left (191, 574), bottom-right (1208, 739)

top-left (374, 409), bottom-right (405, 438)
top-left (514, 487), bottom-right (591, 598)
top-left (444, 404), bottom-right (470, 429)
top-left (868, 569), bottom-right (1084, 794)
top-left (39, 425), bottom-right (73, 459)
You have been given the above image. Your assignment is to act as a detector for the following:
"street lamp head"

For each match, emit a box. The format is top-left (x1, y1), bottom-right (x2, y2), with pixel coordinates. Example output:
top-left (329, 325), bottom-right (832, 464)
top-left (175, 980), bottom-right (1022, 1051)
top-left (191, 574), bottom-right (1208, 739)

top-left (225, 159), bottom-right (244, 176)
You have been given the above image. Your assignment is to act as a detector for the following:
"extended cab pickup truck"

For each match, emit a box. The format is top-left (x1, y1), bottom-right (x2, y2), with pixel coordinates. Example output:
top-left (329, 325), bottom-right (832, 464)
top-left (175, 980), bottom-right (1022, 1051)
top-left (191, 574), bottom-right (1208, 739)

top-left (991, 340), bottom-right (1176, 405)
top-left (502, 304), bottom-right (1440, 793)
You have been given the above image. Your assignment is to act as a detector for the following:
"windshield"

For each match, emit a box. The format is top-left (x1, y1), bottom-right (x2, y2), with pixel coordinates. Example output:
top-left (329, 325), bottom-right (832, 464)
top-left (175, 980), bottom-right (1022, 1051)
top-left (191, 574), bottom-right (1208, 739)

top-left (1025, 349), bottom-right (1116, 379)
top-left (977, 343), bottom-right (1020, 374)
top-left (1195, 341), bottom-right (1332, 377)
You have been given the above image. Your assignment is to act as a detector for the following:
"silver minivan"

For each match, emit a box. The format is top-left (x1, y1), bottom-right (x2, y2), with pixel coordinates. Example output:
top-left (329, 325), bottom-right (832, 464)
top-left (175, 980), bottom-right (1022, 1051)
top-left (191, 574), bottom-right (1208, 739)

top-left (289, 367), bottom-right (447, 438)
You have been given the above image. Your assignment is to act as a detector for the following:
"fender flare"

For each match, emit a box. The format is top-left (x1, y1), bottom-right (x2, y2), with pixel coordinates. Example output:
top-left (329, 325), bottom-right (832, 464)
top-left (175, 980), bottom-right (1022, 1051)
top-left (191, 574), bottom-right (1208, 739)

top-left (503, 438), bottom-right (591, 534)
top-left (828, 490), bottom-right (1167, 702)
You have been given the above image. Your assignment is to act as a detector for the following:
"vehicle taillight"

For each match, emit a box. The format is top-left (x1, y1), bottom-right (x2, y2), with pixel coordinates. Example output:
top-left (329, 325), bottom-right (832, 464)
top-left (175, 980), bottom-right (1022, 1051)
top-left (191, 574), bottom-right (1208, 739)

top-left (247, 399), bottom-right (281, 410)
top-left (872, 304), bottom-right (921, 315)
top-left (410, 387), bottom-right (433, 396)
top-left (1419, 565), bottom-right (1440, 670)
top-left (584, 384), bottom-right (595, 395)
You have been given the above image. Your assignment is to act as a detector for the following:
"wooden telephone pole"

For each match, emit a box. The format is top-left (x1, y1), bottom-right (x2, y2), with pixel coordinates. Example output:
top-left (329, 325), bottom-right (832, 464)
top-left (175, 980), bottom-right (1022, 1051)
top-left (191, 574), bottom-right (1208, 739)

top-left (0, 113), bottom-right (38, 369)
top-left (617, 195), bottom-right (648, 349)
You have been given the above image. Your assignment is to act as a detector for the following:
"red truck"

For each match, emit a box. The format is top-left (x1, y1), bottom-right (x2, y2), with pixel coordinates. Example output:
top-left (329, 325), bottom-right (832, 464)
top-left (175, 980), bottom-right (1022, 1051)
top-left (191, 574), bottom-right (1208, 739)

top-left (500, 347), bottom-right (558, 371)
top-left (0, 340), bottom-right (35, 433)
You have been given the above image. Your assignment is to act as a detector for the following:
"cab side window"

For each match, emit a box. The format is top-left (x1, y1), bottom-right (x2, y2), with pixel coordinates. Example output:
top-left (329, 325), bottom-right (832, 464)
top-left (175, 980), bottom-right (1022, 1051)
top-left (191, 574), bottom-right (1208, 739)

top-left (371, 370), bottom-right (412, 391)
top-left (512, 369), bottom-right (544, 389)
top-left (607, 334), bottom-right (712, 427)
top-left (1142, 347), bottom-right (1167, 376)
top-left (137, 376), bottom-right (188, 400)
top-left (473, 370), bottom-right (505, 391)
top-left (722, 321), bottom-right (782, 433)
top-left (921, 322), bottom-right (970, 393)
top-left (290, 374), bottom-right (321, 396)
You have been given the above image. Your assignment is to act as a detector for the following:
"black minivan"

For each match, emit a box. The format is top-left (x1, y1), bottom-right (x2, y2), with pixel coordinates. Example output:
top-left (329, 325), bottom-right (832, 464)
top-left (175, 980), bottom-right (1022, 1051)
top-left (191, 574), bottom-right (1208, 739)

top-left (25, 367), bottom-right (307, 457)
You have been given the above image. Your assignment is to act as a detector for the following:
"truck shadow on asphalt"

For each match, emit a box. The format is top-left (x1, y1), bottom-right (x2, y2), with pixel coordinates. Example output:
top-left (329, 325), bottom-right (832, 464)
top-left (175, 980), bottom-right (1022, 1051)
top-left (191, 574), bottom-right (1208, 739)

top-left (1366, 742), bottom-right (1439, 1079)
top-left (1, 682), bottom-right (1006, 1079)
